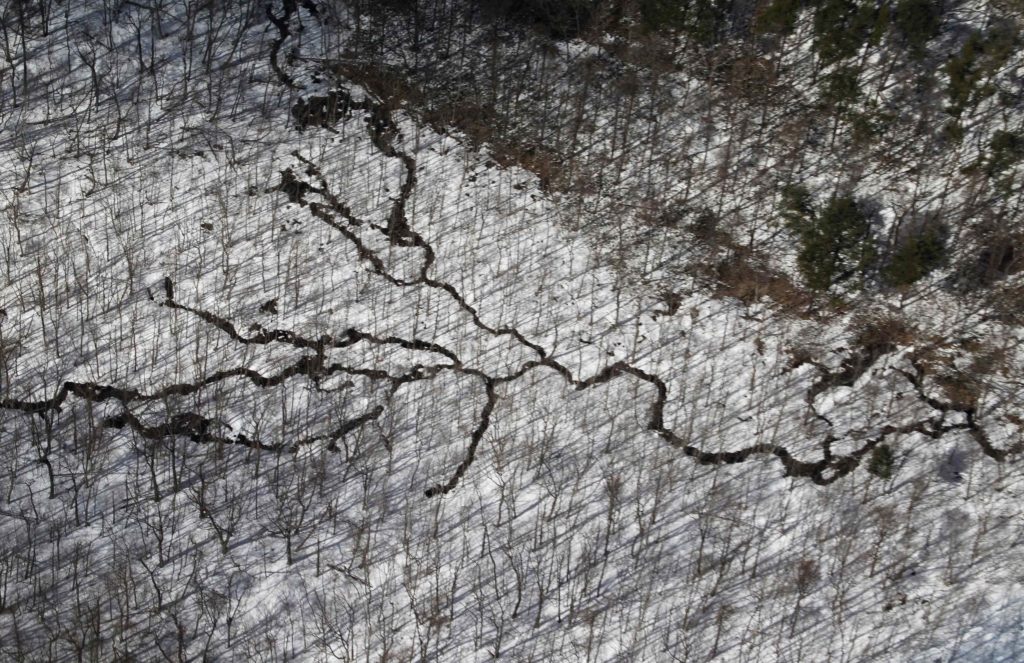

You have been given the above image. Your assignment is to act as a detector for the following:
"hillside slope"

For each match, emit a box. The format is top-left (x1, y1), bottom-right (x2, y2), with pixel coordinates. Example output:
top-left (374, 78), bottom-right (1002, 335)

top-left (1, 1), bottom-right (1023, 660)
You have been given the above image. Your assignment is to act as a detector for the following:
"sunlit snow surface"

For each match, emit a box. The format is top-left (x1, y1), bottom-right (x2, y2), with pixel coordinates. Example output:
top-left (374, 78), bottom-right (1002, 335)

top-left (0, 2), bottom-right (1022, 661)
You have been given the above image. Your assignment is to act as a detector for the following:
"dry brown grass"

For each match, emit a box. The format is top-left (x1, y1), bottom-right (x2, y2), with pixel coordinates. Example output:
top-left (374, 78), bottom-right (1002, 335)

top-left (851, 313), bottom-right (916, 353)
top-left (712, 253), bottom-right (813, 315)
top-left (936, 374), bottom-right (981, 409)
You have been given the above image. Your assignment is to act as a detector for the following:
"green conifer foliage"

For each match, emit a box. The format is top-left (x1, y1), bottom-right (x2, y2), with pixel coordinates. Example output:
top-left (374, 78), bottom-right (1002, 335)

top-left (868, 444), bottom-right (895, 479)
top-left (783, 191), bottom-right (878, 291)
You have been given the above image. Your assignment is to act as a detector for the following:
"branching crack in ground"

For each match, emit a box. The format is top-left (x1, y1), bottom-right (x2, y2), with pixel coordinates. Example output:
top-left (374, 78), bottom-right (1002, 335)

top-left (1, 1), bottom-right (1018, 500)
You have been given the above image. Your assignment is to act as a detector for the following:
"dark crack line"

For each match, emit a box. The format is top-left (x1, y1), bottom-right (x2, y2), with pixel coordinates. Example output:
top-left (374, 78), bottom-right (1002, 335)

top-left (266, 1), bottom-right (300, 90)
top-left (102, 403), bottom-right (386, 455)
top-left (899, 357), bottom-right (1024, 462)
top-left (0, 356), bottom-right (419, 414)
top-left (159, 276), bottom-right (460, 364)
top-left (423, 379), bottom-right (498, 497)
top-left (281, 158), bottom-right (550, 360)
top-left (0, 349), bottom-right (460, 454)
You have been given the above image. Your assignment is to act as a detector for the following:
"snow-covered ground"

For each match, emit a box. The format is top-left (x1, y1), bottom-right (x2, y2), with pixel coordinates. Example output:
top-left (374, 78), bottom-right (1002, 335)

top-left (1, 2), bottom-right (1022, 661)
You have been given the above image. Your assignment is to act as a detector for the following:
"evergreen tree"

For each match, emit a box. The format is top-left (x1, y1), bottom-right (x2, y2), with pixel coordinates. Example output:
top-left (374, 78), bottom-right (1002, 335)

top-left (868, 444), bottom-right (895, 479)
top-left (812, 0), bottom-right (876, 64)
top-left (783, 191), bottom-right (877, 291)
top-left (985, 130), bottom-right (1024, 178)
top-left (944, 26), bottom-right (1019, 117)
top-left (883, 222), bottom-right (947, 287)
top-left (640, 0), bottom-right (731, 46)
top-left (754, 0), bottom-right (801, 35)
top-left (820, 65), bottom-right (861, 111)
top-left (894, 0), bottom-right (942, 59)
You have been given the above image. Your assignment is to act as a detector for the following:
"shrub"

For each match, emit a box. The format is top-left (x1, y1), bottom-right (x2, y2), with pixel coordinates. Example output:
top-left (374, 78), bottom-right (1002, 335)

top-left (985, 130), bottom-right (1024, 177)
top-left (780, 183), bottom-right (814, 227)
top-left (944, 31), bottom-right (983, 117)
top-left (868, 444), bottom-right (895, 479)
top-left (852, 313), bottom-right (915, 351)
top-left (937, 374), bottom-right (980, 408)
top-left (953, 228), bottom-right (1024, 290)
top-left (940, 119), bottom-right (964, 144)
top-left (794, 559), bottom-right (820, 595)
top-left (883, 219), bottom-right (947, 287)
top-left (820, 65), bottom-right (861, 110)
top-left (713, 254), bottom-right (814, 311)
top-left (688, 207), bottom-right (720, 238)
top-left (976, 234), bottom-right (1022, 285)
